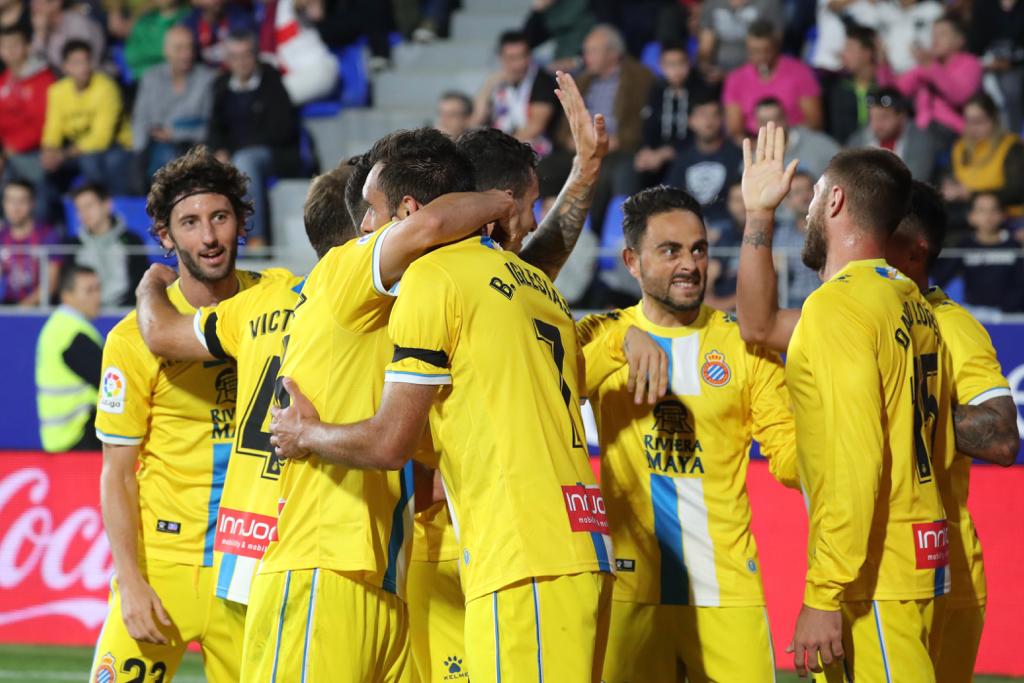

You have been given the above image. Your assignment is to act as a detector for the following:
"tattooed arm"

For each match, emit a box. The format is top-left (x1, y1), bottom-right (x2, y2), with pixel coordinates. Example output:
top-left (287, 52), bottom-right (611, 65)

top-left (736, 123), bottom-right (802, 353)
top-left (953, 397), bottom-right (1020, 466)
top-left (520, 71), bottom-right (608, 281)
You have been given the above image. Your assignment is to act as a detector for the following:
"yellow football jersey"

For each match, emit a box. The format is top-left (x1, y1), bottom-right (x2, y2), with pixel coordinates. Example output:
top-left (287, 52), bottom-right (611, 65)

top-left (192, 269), bottom-right (304, 604)
top-left (926, 286), bottom-right (1010, 608)
top-left (95, 271), bottom-right (263, 566)
top-left (786, 260), bottom-right (955, 610)
top-left (259, 223), bottom-right (415, 599)
top-left (578, 303), bottom-right (800, 607)
top-left (385, 235), bottom-right (613, 603)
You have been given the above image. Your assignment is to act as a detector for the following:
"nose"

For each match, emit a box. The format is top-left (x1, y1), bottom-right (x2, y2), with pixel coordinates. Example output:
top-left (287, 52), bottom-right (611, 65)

top-left (199, 218), bottom-right (218, 244)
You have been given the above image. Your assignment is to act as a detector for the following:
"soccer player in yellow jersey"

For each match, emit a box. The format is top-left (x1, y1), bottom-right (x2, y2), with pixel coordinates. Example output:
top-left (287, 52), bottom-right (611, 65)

top-left (245, 128), bottom-right (520, 683)
top-left (738, 124), bottom-right (956, 681)
top-left (571, 185), bottom-right (801, 682)
top-left (737, 167), bottom-right (1020, 681)
top-left (270, 138), bottom-right (616, 683)
top-left (131, 163), bottom-right (360, 610)
top-left (91, 147), bottom-right (264, 683)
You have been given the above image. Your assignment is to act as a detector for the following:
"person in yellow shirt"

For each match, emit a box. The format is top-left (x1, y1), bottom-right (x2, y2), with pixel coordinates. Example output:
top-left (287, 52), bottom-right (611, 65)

top-left (269, 123), bottom-right (615, 683)
top-left (40, 40), bottom-right (132, 194)
top-left (91, 147), bottom-right (262, 683)
top-left (574, 185), bottom-right (801, 683)
top-left (735, 164), bottom-right (1020, 682)
top-left (738, 124), bottom-right (956, 681)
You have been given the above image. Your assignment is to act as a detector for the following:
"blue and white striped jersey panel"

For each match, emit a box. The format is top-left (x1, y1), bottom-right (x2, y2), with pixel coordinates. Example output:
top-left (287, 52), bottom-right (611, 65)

top-left (651, 333), bottom-right (702, 397)
top-left (216, 552), bottom-right (258, 604)
top-left (651, 473), bottom-right (720, 606)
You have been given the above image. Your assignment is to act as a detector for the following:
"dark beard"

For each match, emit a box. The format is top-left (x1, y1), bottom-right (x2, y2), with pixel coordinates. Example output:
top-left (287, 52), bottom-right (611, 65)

top-left (176, 241), bottom-right (237, 284)
top-left (648, 282), bottom-right (706, 313)
top-left (802, 206), bottom-right (828, 272)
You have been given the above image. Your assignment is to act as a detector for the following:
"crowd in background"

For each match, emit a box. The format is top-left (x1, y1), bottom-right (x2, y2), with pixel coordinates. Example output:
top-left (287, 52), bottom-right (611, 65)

top-left (1, 0), bottom-right (1023, 312)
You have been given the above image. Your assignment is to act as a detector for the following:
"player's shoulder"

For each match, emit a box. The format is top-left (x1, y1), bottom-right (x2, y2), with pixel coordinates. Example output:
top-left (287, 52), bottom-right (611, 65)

top-left (103, 310), bottom-right (158, 368)
top-left (237, 269), bottom-right (267, 290)
top-left (804, 261), bottom-right (909, 315)
top-left (106, 309), bottom-right (142, 345)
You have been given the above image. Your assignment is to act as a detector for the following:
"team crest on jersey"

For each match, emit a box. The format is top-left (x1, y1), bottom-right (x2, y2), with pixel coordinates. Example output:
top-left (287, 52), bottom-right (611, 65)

top-left (700, 350), bottom-right (731, 387)
top-left (94, 653), bottom-right (117, 683)
top-left (874, 266), bottom-right (905, 280)
top-left (98, 367), bottom-right (126, 414)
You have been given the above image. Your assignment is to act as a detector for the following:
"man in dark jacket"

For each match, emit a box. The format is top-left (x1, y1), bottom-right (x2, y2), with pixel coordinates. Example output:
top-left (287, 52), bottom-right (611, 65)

top-left (208, 30), bottom-right (300, 247)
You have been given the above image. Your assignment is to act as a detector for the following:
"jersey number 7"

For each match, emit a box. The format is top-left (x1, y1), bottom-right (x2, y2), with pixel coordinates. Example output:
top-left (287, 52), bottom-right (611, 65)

top-left (534, 318), bottom-right (584, 449)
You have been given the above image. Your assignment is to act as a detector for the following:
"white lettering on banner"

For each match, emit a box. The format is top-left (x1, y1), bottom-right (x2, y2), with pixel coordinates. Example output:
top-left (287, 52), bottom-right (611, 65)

top-left (0, 468), bottom-right (112, 629)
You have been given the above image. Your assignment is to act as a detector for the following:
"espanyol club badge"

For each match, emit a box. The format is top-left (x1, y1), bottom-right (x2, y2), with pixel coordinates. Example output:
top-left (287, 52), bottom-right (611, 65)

top-left (701, 350), bottom-right (731, 387)
top-left (94, 653), bottom-right (117, 683)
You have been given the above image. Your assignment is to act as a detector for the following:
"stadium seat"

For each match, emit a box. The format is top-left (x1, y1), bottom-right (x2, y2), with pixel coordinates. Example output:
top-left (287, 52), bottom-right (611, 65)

top-left (641, 41), bottom-right (661, 76)
top-left (300, 43), bottom-right (371, 118)
top-left (109, 43), bottom-right (134, 85)
top-left (598, 195), bottom-right (628, 271)
top-left (942, 276), bottom-right (965, 303)
top-left (63, 196), bottom-right (149, 240)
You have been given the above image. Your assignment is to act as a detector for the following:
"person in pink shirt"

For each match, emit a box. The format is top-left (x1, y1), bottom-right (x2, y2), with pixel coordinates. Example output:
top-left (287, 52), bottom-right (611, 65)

top-left (896, 13), bottom-right (982, 144)
top-left (723, 19), bottom-right (822, 140)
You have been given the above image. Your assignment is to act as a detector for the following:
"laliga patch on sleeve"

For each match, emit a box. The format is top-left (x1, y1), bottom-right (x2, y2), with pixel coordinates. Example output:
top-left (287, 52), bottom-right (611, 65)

top-left (562, 484), bottom-right (610, 534)
top-left (913, 520), bottom-right (949, 569)
top-left (98, 367), bottom-right (127, 414)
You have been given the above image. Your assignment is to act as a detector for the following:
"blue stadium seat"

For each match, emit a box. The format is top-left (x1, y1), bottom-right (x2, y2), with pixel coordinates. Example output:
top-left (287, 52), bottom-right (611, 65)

top-left (641, 41), bottom-right (662, 77)
top-left (941, 276), bottom-right (965, 303)
top-left (598, 195), bottom-right (628, 271)
top-left (109, 43), bottom-right (134, 85)
top-left (62, 195), bottom-right (181, 266)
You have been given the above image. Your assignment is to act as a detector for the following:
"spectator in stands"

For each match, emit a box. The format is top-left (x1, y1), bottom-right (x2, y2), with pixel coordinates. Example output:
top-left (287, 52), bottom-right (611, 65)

top-left (968, 0), bottom-right (1024, 140)
top-left (0, 0), bottom-right (32, 39)
top-left (0, 24), bottom-right (56, 206)
top-left (848, 87), bottom-right (936, 181)
top-left (826, 25), bottom-right (893, 144)
top-left (754, 96), bottom-right (840, 179)
top-left (944, 92), bottom-right (1024, 219)
top-left (634, 41), bottom-right (710, 187)
top-left (435, 90), bottom-right (472, 139)
top-left (773, 170), bottom-right (820, 306)
top-left (698, 0), bottom-right (782, 81)
top-left (470, 30), bottom-right (559, 157)
top-left (132, 25), bottom-right (215, 178)
top-left (874, 0), bottom-right (944, 74)
top-left (123, 0), bottom-right (189, 78)
top-left (258, 0), bottom-right (338, 105)
top-left (897, 14), bottom-right (982, 146)
top-left (552, 23), bottom-right (652, 236)
top-left (34, 263), bottom-right (103, 451)
top-left (29, 0), bottom-right (104, 70)
top-left (184, 0), bottom-right (256, 67)
top-left (521, 0), bottom-right (596, 62)
top-left (704, 180), bottom-right (742, 310)
top-left (933, 192), bottom-right (1024, 312)
top-left (208, 30), bottom-right (301, 247)
top-left (68, 182), bottom-right (148, 306)
top-left (723, 20), bottom-right (821, 140)
top-left (308, 0), bottom-right (392, 71)
top-left (665, 95), bottom-right (743, 224)
top-left (0, 179), bottom-right (61, 306)
top-left (810, 0), bottom-right (883, 73)
top-left (40, 40), bottom-right (132, 194)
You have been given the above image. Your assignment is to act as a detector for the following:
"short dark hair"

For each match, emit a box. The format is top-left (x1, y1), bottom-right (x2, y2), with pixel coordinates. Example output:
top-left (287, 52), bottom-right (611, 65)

top-left (755, 96), bottom-right (784, 111)
top-left (897, 180), bottom-right (947, 268)
top-left (846, 25), bottom-right (877, 56)
top-left (660, 39), bottom-right (688, 58)
top-left (71, 181), bottom-right (110, 202)
top-left (344, 153), bottom-right (372, 227)
top-left (867, 86), bottom-right (909, 114)
top-left (498, 30), bottom-right (529, 51)
top-left (61, 39), bottom-right (92, 62)
top-left (227, 29), bottom-right (257, 47)
top-left (3, 178), bottom-right (35, 198)
top-left (964, 91), bottom-right (999, 124)
top-left (146, 145), bottom-right (253, 238)
top-left (824, 148), bottom-right (912, 236)
top-left (622, 185), bottom-right (705, 250)
top-left (688, 91), bottom-right (722, 116)
top-left (59, 264), bottom-right (96, 295)
top-left (0, 24), bottom-right (30, 42)
top-left (455, 127), bottom-right (538, 198)
top-left (970, 190), bottom-right (1004, 211)
top-left (304, 164), bottom-right (358, 258)
top-left (936, 12), bottom-right (966, 38)
top-left (372, 128), bottom-right (476, 216)
top-left (747, 19), bottom-right (777, 40)
top-left (439, 90), bottom-right (473, 118)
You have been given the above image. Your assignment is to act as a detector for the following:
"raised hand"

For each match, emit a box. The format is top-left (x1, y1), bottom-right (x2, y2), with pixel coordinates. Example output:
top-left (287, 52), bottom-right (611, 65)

top-left (741, 122), bottom-right (799, 215)
top-left (555, 70), bottom-right (608, 168)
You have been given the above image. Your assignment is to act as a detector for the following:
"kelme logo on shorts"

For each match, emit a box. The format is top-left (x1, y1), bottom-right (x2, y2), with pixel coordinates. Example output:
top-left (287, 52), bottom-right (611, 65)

top-left (442, 655), bottom-right (468, 680)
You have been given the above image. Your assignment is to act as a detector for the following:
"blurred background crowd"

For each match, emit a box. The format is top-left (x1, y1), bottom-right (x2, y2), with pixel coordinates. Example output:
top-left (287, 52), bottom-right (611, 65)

top-left (1, 0), bottom-right (1023, 315)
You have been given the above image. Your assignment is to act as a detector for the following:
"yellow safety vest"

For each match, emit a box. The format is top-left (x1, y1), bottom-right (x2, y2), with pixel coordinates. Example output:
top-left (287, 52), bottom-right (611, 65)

top-left (35, 306), bottom-right (103, 452)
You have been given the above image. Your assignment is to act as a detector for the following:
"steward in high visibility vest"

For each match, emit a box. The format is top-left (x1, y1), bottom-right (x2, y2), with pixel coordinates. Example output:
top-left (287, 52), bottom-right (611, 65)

top-left (35, 265), bottom-right (104, 451)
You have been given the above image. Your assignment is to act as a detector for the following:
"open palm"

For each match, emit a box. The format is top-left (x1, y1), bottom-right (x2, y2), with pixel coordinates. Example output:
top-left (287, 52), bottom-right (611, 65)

top-left (742, 122), bottom-right (799, 213)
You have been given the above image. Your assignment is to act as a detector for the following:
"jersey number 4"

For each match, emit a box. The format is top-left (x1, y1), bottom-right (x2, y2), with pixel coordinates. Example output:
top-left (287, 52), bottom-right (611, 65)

top-left (236, 355), bottom-right (283, 479)
top-left (534, 319), bottom-right (584, 449)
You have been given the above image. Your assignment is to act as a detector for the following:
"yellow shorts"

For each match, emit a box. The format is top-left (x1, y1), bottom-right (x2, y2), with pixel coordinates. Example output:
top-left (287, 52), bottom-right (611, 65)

top-left (407, 558), bottom-right (467, 683)
top-left (602, 600), bottom-right (776, 683)
top-left (815, 598), bottom-right (943, 683)
top-left (242, 568), bottom-right (410, 683)
top-left (89, 557), bottom-right (245, 683)
top-left (935, 603), bottom-right (985, 683)
top-left (463, 572), bottom-right (613, 683)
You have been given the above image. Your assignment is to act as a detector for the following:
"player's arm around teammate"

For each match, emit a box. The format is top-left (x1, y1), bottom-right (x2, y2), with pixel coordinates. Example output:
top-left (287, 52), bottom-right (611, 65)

top-left (136, 264), bottom-right (217, 361)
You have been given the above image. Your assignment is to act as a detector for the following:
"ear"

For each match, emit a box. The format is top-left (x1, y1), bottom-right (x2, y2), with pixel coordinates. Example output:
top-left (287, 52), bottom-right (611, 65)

top-left (623, 246), bottom-right (641, 281)
top-left (398, 195), bottom-right (421, 218)
top-left (829, 185), bottom-right (844, 218)
top-left (155, 223), bottom-right (174, 252)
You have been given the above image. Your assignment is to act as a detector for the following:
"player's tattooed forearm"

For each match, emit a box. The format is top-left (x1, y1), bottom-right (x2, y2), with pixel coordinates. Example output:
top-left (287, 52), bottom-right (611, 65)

top-left (742, 230), bottom-right (771, 249)
top-left (521, 176), bottom-right (597, 278)
top-left (953, 399), bottom-right (1019, 463)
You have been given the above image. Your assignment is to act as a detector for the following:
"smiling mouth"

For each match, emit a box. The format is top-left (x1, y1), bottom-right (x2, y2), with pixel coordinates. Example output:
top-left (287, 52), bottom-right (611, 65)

top-left (199, 247), bottom-right (226, 265)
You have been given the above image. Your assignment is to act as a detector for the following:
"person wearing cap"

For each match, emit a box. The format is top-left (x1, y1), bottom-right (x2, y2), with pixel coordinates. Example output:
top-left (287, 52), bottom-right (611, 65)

top-left (848, 87), bottom-right (936, 180)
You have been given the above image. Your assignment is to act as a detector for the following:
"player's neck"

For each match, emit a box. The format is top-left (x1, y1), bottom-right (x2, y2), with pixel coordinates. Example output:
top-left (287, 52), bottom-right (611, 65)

top-left (822, 224), bottom-right (886, 280)
top-left (641, 296), bottom-right (701, 328)
top-left (178, 270), bottom-right (239, 308)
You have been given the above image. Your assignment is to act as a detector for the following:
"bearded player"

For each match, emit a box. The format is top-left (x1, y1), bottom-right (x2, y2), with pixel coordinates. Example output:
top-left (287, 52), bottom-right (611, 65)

top-left (91, 147), bottom-right (264, 683)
